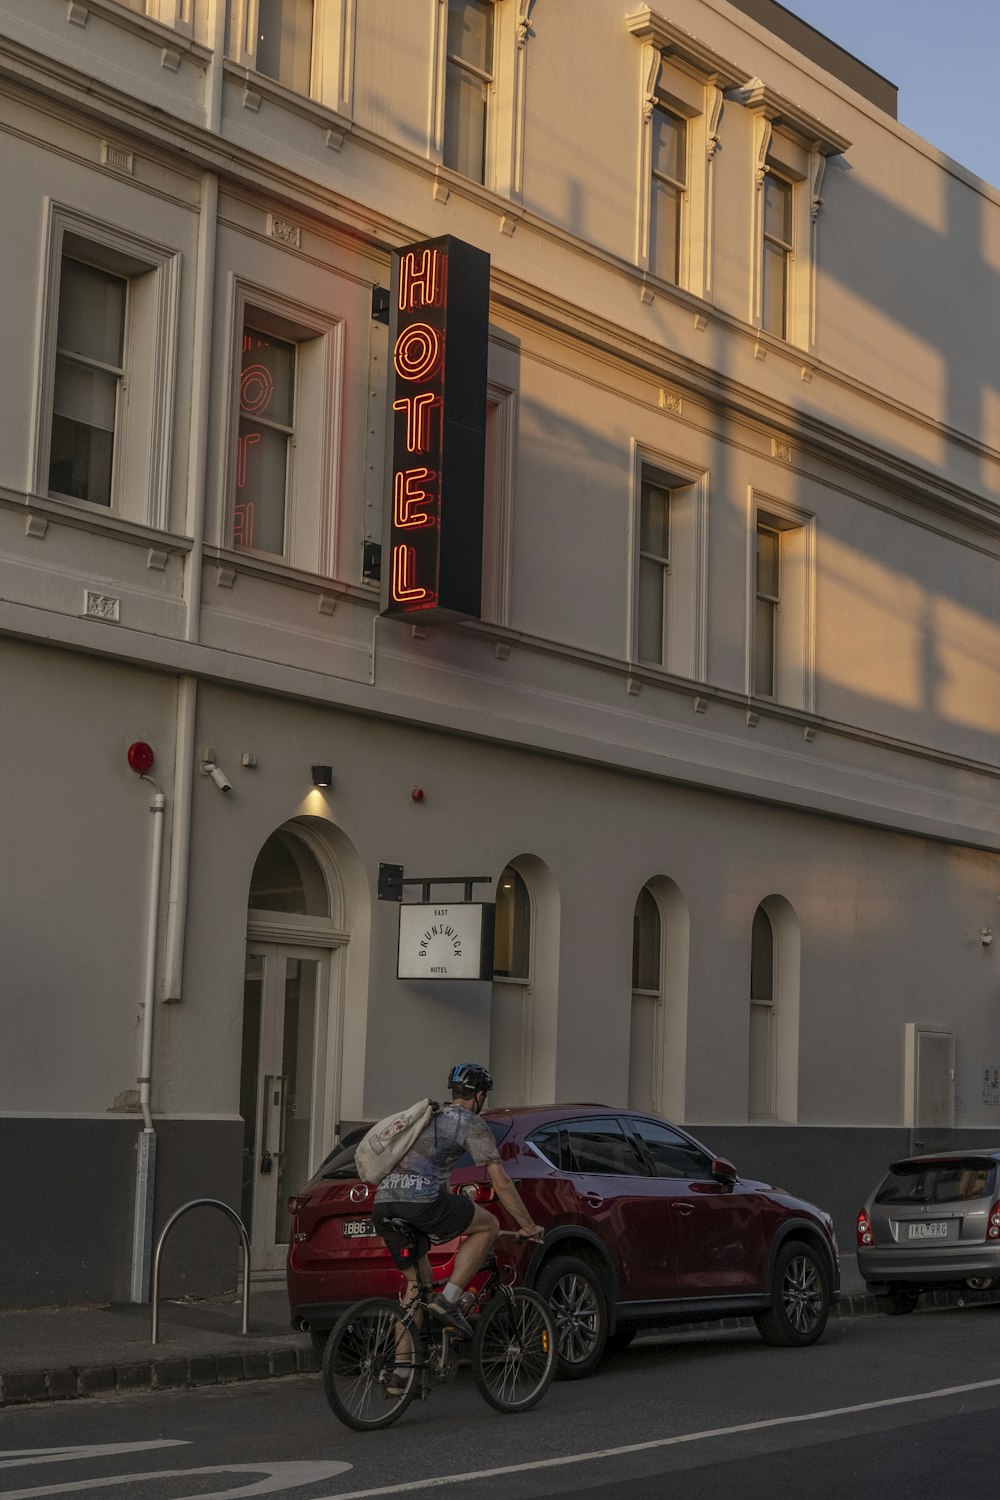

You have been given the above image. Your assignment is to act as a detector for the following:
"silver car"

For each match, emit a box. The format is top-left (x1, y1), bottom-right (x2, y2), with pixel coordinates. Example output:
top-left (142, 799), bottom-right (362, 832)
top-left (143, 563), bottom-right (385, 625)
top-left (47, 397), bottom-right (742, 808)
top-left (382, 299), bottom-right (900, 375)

top-left (857, 1151), bottom-right (1000, 1313)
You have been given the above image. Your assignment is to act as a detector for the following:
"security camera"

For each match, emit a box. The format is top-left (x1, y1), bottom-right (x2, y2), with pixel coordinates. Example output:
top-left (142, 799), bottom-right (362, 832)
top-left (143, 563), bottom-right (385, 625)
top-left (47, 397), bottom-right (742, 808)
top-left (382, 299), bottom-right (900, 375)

top-left (201, 761), bottom-right (232, 793)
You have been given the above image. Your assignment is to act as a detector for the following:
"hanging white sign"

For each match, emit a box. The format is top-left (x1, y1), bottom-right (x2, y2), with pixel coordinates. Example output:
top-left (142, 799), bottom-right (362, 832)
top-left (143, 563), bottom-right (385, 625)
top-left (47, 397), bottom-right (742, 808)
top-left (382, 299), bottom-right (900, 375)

top-left (397, 903), bottom-right (495, 980)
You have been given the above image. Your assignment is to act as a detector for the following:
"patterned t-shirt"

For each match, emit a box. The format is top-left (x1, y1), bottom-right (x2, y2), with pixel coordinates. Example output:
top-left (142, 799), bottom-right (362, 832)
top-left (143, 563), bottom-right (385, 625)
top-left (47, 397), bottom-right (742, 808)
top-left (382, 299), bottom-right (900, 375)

top-left (374, 1103), bottom-right (501, 1204)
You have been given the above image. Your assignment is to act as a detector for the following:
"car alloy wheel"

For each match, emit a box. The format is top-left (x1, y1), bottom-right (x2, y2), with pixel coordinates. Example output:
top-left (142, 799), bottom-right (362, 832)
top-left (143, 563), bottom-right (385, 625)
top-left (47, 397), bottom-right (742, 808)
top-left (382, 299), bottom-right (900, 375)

top-left (754, 1239), bottom-right (830, 1348)
top-left (536, 1255), bottom-right (608, 1378)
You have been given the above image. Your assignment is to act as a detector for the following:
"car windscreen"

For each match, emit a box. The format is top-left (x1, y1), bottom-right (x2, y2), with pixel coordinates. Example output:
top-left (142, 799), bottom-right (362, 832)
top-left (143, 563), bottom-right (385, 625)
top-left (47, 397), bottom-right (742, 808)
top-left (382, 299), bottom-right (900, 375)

top-left (874, 1158), bottom-right (997, 1206)
top-left (320, 1119), bottom-right (511, 1179)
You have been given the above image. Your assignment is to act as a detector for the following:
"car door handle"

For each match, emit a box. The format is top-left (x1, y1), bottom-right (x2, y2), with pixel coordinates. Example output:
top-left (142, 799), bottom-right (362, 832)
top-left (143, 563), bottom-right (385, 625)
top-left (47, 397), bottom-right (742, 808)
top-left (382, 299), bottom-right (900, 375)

top-left (674, 1202), bottom-right (695, 1216)
top-left (584, 1193), bottom-right (604, 1208)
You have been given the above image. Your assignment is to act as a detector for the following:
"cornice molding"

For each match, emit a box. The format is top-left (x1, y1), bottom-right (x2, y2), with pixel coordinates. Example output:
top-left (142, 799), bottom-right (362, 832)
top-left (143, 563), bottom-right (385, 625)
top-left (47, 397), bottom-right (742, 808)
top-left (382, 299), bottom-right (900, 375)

top-left (733, 77), bottom-right (851, 157)
top-left (625, 6), bottom-right (749, 91)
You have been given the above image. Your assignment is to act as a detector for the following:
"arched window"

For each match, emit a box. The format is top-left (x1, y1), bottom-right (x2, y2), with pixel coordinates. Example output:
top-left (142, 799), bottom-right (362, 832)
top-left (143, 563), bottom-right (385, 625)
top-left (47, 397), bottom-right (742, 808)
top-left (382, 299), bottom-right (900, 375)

top-left (493, 866), bottom-right (531, 979)
top-left (749, 904), bottom-right (776, 1118)
top-left (629, 886), bottom-right (662, 1111)
top-left (490, 864), bottom-right (532, 1105)
top-left (248, 829), bottom-right (329, 916)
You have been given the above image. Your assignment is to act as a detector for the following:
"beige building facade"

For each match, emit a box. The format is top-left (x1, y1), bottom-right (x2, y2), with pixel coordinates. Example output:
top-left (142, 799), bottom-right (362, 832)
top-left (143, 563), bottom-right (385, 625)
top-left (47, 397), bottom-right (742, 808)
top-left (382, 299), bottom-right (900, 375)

top-left (1, 0), bottom-right (999, 1305)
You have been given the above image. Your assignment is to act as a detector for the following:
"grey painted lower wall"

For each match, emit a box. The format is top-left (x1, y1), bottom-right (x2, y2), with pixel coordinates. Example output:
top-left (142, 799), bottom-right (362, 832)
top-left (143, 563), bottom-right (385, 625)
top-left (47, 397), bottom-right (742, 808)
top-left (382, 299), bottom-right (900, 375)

top-left (0, 1117), bottom-right (243, 1308)
top-left (703, 1125), bottom-right (1000, 1265)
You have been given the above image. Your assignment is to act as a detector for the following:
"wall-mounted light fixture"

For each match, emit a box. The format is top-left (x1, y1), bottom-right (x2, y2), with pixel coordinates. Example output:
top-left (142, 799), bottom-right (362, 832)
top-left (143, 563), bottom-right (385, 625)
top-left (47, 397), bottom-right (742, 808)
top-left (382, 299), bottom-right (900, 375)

top-left (982, 928), bottom-right (994, 947)
top-left (312, 765), bottom-right (333, 788)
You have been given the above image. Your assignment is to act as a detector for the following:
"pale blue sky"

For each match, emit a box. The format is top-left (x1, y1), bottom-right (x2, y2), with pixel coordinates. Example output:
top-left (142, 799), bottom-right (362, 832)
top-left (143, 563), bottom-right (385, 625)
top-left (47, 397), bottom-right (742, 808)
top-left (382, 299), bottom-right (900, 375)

top-left (781, 1), bottom-right (1000, 188)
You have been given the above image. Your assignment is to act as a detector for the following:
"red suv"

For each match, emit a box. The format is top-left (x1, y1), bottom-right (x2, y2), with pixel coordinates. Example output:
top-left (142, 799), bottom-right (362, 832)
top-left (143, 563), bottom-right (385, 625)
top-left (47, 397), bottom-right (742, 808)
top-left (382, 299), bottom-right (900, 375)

top-left (287, 1104), bottom-right (839, 1378)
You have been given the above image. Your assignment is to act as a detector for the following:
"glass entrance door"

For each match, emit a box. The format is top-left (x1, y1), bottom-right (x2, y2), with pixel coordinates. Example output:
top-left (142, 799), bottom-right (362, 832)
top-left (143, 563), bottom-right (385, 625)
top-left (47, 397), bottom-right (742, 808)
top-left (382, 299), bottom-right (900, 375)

top-left (240, 945), bottom-right (325, 1270)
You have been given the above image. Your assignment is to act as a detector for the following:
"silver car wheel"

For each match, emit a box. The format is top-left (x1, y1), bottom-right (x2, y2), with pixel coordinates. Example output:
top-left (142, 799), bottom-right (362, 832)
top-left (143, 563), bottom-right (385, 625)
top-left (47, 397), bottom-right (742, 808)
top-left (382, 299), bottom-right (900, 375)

top-left (780, 1252), bottom-right (825, 1334)
top-left (548, 1271), bottom-right (601, 1363)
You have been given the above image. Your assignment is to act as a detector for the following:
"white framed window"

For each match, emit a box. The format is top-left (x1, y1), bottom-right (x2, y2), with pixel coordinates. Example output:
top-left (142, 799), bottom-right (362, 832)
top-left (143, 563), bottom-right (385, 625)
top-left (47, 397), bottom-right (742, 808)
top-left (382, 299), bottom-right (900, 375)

top-left (228, 0), bottom-right (353, 110)
top-left (747, 492), bottom-right (815, 710)
top-left (631, 449), bottom-right (707, 679)
top-left (444, 0), bottom-right (495, 183)
top-left (34, 208), bottom-right (178, 528)
top-left (761, 168), bottom-right (793, 340)
top-left (430, 0), bottom-right (526, 198)
top-left (626, 11), bottom-right (746, 301)
top-left (225, 286), bottom-right (343, 574)
top-left (649, 101), bottom-right (688, 286)
top-left (740, 82), bottom-right (849, 350)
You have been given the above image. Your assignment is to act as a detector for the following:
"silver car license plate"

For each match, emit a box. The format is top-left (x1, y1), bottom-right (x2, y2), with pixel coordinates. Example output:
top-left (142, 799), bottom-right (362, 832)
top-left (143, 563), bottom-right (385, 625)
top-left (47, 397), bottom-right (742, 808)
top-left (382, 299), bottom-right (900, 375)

top-left (908, 1220), bottom-right (948, 1239)
top-left (343, 1218), bottom-right (376, 1239)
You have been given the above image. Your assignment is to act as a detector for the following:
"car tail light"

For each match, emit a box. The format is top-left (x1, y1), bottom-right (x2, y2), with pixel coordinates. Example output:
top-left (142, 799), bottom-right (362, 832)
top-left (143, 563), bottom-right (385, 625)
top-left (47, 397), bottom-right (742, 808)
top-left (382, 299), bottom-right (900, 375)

top-left (987, 1202), bottom-right (1000, 1240)
top-left (287, 1195), bottom-right (311, 1215)
top-left (857, 1210), bottom-right (874, 1247)
top-left (455, 1182), bottom-right (496, 1203)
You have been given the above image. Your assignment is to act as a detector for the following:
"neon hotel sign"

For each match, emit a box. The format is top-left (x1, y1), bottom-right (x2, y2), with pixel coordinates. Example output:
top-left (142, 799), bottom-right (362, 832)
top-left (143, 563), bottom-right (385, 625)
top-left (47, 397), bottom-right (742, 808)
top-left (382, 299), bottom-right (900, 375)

top-left (383, 235), bottom-right (490, 622)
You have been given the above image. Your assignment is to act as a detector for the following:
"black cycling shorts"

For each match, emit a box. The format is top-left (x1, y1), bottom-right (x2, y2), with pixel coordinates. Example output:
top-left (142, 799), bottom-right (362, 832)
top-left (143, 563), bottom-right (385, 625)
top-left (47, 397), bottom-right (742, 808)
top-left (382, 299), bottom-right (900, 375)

top-left (374, 1190), bottom-right (476, 1271)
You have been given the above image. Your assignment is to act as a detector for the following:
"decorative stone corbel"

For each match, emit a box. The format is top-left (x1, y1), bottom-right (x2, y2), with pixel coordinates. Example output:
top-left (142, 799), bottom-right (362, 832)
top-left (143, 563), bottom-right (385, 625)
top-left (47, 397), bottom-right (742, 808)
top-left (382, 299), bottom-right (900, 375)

top-left (706, 84), bottom-right (724, 159)
top-left (754, 113), bottom-right (772, 188)
top-left (642, 43), bottom-right (662, 121)
top-left (517, 0), bottom-right (534, 48)
top-left (809, 148), bottom-right (827, 221)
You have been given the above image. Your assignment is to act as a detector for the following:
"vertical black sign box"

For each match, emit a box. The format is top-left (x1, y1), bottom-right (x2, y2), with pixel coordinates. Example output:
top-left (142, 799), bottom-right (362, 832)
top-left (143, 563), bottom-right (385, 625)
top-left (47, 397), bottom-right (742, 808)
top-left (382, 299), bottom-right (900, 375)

top-left (383, 235), bottom-right (490, 622)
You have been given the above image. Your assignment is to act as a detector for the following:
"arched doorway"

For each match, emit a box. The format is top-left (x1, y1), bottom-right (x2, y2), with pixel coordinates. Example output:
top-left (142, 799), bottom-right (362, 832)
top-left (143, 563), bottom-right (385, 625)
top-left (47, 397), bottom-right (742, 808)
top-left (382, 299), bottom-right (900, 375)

top-left (627, 877), bottom-right (690, 1118)
top-left (241, 823), bottom-right (348, 1270)
top-left (748, 894), bottom-right (800, 1123)
top-left (489, 864), bottom-right (532, 1107)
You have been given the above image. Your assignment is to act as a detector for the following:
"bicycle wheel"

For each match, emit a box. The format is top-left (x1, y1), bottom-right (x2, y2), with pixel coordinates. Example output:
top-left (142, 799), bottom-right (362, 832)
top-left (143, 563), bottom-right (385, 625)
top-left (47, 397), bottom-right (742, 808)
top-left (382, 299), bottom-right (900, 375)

top-left (472, 1288), bottom-right (556, 1413)
top-left (322, 1297), bottom-right (419, 1431)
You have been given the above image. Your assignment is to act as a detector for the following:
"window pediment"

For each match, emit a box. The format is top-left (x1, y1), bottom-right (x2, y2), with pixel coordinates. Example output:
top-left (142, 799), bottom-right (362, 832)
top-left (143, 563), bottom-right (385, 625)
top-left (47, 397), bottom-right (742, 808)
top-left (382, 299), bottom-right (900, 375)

top-left (734, 78), bottom-right (850, 158)
top-left (625, 6), bottom-right (749, 91)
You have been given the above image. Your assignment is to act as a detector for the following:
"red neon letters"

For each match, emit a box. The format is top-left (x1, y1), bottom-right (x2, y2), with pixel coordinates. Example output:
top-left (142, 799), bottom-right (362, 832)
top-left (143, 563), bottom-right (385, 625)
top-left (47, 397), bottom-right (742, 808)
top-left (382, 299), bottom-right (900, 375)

top-left (388, 247), bottom-right (447, 610)
top-left (384, 235), bottom-right (489, 621)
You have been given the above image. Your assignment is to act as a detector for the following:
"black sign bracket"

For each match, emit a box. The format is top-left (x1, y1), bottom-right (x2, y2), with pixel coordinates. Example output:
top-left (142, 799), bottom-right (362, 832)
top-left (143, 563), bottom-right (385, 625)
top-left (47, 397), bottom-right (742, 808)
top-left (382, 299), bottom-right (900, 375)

top-left (378, 862), bottom-right (492, 903)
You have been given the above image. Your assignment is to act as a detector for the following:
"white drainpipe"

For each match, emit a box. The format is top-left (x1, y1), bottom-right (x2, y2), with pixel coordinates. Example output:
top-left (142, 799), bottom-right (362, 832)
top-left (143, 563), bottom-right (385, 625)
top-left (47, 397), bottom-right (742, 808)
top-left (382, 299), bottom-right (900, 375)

top-left (131, 776), bottom-right (166, 1302)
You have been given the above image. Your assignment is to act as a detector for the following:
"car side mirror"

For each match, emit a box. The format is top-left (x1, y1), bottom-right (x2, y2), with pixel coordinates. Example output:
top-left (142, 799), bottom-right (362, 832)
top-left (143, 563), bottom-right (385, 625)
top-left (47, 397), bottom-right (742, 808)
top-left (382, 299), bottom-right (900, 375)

top-left (711, 1157), bottom-right (737, 1186)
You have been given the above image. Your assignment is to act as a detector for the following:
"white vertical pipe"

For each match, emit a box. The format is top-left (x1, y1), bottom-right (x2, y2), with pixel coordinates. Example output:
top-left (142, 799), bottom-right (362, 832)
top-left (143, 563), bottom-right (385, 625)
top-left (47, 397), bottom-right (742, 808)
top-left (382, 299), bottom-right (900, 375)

top-left (162, 0), bottom-right (226, 1003)
top-left (131, 783), bottom-right (166, 1302)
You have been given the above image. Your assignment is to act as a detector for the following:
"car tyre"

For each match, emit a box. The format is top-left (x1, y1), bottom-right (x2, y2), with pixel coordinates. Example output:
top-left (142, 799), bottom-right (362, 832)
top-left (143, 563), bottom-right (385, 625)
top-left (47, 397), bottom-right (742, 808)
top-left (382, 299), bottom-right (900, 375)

top-left (876, 1286), bottom-right (920, 1315)
top-left (754, 1239), bottom-right (830, 1348)
top-left (536, 1255), bottom-right (608, 1379)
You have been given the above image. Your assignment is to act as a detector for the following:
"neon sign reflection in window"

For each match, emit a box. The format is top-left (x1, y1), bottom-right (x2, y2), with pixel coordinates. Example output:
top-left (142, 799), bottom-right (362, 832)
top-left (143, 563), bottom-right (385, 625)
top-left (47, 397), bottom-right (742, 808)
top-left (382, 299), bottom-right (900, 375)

top-left (234, 325), bottom-right (295, 556)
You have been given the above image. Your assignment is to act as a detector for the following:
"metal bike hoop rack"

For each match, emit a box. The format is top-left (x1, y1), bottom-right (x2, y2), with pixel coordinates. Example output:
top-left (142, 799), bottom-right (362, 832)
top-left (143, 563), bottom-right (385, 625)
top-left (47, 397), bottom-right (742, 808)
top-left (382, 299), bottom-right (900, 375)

top-left (151, 1198), bottom-right (250, 1344)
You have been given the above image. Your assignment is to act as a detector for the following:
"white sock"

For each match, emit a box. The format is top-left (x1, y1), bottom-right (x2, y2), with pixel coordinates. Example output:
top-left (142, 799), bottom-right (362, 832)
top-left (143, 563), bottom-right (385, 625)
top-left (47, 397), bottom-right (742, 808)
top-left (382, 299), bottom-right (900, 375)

top-left (442, 1281), bottom-right (462, 1303)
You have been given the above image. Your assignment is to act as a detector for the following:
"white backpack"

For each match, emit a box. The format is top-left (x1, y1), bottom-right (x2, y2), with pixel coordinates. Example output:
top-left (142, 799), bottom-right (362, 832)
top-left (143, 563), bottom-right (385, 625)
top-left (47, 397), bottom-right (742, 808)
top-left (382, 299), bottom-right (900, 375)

top-left (354, 1099), bottom-right (440, 1186)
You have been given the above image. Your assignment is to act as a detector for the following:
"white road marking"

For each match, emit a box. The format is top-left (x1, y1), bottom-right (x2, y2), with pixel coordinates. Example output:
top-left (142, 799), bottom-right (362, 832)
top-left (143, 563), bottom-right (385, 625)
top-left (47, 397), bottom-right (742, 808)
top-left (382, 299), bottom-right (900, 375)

top-left (0, 1443), bottom-right (188, 1471)
top-left (0, 1459), bottom-right (351, 1500)
top-left (312, 1375), bottom-right (1000, 1498)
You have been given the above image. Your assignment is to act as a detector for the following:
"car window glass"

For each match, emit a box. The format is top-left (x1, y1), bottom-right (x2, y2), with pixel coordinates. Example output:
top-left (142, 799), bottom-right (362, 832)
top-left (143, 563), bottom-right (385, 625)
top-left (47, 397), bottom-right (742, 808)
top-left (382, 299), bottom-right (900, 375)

top-left (561, 1119), bottom-right (647, 1177)
top-left (630, 1119), bottom-right (714, 1180)
top-left (527, 1124), bottom-right (563, 1169)
top-left (874, 1158), bottom-right (997, 1205)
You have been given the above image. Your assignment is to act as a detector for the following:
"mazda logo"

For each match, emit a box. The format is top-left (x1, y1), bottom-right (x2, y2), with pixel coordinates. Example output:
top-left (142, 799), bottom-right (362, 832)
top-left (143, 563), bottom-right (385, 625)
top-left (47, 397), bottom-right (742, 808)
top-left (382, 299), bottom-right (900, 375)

top-left (350, 1185), bottom-right (370, 1203)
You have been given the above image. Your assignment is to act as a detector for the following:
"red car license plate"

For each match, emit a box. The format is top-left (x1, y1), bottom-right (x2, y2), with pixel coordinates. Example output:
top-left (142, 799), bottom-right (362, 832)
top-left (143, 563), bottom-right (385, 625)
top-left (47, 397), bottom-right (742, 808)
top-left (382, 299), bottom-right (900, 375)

top-left (343, 1218), bottom-right (376, 1239)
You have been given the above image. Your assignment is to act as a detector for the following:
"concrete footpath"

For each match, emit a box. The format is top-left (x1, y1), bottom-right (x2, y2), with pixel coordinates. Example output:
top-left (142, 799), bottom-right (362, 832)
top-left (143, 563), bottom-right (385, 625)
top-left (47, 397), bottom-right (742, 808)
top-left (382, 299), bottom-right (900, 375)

top-left (0, 1258), bottom-right (990, 1409)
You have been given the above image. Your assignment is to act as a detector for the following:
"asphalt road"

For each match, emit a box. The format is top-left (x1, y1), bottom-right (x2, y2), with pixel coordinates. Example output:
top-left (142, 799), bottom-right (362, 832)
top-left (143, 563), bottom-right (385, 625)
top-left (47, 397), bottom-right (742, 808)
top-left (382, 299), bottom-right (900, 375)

top-left (3, 1304), bottom-right (1000, 1500)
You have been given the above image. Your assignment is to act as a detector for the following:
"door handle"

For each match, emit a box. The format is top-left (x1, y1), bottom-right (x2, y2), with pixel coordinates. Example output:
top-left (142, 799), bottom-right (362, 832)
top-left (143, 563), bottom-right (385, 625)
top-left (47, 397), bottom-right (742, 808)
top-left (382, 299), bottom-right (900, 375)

top-left (674, 1202), bottom-right (695, 1216)
top-left (263, 1074), bottom-right (287, 1157)
top-left (584, 1193), bottom-right (604, 1208)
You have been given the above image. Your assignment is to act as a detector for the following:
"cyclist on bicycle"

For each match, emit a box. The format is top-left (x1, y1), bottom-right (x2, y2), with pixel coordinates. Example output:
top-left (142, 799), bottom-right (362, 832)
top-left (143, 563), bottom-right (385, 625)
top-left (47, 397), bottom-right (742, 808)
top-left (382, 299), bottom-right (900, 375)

top-left (372, 1062), bottom-right (543, 1339)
